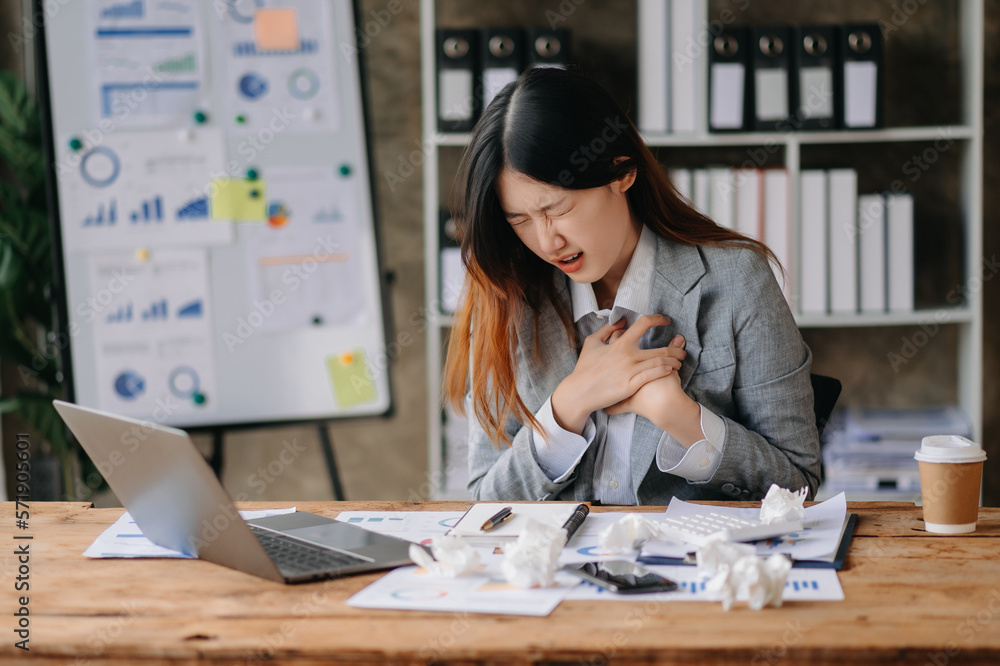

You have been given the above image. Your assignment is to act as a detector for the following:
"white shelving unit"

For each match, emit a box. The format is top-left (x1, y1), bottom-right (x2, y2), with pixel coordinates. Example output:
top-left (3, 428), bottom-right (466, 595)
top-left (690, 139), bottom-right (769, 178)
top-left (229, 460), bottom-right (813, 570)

top-left (421, 1), bottom-right (984, 500)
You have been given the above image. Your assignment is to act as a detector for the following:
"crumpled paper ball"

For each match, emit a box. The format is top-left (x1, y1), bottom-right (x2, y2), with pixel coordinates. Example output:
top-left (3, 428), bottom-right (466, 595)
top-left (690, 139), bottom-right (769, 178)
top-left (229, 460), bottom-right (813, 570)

top-left (759, 484), bottom-right (808, 525)
top-left (598, 513), bottom-right (664, 552)
top-left (698, 540), bottom-right (791, 611)
top-left (500, 518), bottom-right (568, 588)
top-left (408, 535), bottom-right (479, 577)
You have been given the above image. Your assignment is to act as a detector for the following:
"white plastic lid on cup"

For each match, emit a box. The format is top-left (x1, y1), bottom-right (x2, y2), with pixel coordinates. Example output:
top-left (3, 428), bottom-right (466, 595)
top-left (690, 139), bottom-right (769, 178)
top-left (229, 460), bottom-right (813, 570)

top-left (914, 435), bottom-right (987, 464)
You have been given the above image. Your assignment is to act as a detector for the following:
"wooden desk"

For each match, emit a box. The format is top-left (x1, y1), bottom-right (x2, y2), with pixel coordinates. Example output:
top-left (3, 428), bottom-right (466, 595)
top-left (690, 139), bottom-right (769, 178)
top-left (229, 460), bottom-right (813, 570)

top-left (3, 501), bottom-right (999, 665)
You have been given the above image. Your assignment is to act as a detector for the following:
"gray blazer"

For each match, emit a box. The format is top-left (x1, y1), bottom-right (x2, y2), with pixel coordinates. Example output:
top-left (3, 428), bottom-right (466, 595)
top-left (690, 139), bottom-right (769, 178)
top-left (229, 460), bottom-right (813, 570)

top-left (467, 235), bottom-right (822, 505)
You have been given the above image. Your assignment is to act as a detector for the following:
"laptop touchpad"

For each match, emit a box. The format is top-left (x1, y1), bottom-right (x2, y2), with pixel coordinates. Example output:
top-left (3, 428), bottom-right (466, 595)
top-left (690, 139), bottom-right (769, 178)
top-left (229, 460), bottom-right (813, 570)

top-left (285, 522), bottom-right (392, 550)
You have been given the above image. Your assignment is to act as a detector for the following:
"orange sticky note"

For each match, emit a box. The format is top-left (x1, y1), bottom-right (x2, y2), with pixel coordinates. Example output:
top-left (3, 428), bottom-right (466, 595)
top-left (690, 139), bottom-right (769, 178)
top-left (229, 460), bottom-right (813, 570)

top-left (254, 8), bottom-right (299, 51)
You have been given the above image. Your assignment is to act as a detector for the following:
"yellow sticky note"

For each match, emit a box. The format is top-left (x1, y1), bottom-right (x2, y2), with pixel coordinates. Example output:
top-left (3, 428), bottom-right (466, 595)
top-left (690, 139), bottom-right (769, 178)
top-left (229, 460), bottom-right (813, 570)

top-left (326, 349), bottom-right (377, 408)
top-left (254, 8), bottom-right (299, 51)
top-left (210, 179), bottom-right (267, 222)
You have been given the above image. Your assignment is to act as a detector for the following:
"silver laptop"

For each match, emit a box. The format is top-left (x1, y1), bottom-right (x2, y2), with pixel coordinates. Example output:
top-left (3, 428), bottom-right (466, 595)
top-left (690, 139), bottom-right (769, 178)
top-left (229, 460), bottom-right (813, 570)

top-left (54, 400), bottom-right (420, 584)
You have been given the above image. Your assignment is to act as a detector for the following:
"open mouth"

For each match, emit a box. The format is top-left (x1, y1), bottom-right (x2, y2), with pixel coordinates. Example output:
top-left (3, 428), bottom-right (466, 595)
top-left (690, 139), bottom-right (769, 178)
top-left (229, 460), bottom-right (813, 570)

top-left (560, 252), bottom-right (582, 264)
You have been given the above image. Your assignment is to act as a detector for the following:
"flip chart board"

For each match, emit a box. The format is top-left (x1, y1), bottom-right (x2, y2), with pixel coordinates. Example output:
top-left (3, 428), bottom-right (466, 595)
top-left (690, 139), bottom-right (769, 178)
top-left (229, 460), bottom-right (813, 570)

top-left (38, 0), bottom-right (392, 428)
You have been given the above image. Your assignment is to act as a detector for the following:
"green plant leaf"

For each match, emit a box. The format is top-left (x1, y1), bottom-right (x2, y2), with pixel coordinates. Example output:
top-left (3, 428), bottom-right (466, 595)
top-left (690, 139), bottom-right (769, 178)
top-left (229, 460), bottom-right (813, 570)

top-left (0, 70), bottom-right (43, 192)
top-left (0, 237), bottom-right (25, 289)
top-left (11, 391), bottom-right (69, 457)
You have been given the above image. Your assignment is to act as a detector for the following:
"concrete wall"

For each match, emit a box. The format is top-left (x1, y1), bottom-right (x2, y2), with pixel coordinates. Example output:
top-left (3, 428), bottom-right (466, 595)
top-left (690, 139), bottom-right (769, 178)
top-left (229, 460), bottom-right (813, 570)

top-left (1, 0), bottom-right (997, 504)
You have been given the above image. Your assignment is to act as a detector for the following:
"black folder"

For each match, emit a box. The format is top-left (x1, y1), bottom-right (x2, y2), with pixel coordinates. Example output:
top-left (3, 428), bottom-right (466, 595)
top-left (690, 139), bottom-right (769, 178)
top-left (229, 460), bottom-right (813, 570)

top-left (708, 27), bottom-right (749, 132)
top-left (791, 25), bottom-right (839, 130)
top-left (838, 23), bottom-right (883, 129)
top-left (481, 28), bottom-right (524, 111)
top-left (525, 27), bottom-right (570, 68)
top-left (436, 28), bottom-right (479, 132)
top-left (749, 26), bottom-right (792, 131)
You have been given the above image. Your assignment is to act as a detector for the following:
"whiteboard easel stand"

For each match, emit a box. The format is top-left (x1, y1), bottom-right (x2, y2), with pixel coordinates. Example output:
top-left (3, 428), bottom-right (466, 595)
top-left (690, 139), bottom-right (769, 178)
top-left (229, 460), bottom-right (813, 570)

top-left (206, 423), bottom-right (345, 501)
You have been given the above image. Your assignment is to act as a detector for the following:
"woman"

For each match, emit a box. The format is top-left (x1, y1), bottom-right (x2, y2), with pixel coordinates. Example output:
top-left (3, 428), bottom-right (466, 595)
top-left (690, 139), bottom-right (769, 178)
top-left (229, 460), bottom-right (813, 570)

top-left (444, 68), bottom-right (821, 505)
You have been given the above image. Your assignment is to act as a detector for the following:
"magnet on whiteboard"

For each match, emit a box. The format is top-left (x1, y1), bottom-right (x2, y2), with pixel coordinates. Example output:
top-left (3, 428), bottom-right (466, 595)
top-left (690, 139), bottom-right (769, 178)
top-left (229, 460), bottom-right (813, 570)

top-left (135, 247), bottom-right (150, 262)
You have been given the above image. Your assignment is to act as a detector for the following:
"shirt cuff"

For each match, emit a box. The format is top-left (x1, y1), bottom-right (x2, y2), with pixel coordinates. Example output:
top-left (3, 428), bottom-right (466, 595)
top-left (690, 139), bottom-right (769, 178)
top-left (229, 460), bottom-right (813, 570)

top-left (530, 397), bottom-right (596, 483)
top-left (655, 404), bottom-right (727, 482)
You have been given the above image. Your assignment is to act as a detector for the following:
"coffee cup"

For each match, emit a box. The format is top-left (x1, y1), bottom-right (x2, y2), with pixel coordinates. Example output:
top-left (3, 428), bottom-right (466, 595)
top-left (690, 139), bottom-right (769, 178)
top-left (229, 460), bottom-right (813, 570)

top-left (915, 435), bottom-right (987, 534)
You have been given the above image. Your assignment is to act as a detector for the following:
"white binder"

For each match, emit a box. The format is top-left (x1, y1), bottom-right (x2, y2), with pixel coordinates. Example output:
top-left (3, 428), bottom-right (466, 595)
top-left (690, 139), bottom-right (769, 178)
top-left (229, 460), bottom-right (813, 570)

top-left (637, 0), bottom-right (670, 133)
top-left (886, 193), bottom-right (915, 312)
top-left (858, 193), bottom-right (887, 313)
top-left (799, 170), bottom-right (828, 314)
top-left (828, 169), bottom-right (859, 314)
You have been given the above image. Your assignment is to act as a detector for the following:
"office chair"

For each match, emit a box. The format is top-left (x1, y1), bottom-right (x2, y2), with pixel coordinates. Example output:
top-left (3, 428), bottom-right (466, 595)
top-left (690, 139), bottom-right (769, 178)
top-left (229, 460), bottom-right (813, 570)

top-left (811, 373), bottom-right (842, 439)
top-left (811, 373), bottom-right (842, 487)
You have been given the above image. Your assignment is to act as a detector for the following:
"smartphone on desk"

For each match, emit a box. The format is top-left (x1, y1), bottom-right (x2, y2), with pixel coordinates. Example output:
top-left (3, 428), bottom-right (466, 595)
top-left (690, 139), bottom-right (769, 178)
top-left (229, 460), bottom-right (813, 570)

top-left (563, 561), bottom-right (678, 594)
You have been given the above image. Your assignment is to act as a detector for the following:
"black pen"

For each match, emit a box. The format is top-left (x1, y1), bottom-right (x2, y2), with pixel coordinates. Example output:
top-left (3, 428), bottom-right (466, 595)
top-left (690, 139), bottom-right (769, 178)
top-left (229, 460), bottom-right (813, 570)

top-left (480, 506), bottom-right (514, 532)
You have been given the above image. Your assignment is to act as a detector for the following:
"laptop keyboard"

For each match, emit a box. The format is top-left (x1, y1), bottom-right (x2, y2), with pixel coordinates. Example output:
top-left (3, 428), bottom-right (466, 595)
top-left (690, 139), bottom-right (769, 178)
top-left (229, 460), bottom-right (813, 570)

top-left (248, 525), bottom-right (368, 575)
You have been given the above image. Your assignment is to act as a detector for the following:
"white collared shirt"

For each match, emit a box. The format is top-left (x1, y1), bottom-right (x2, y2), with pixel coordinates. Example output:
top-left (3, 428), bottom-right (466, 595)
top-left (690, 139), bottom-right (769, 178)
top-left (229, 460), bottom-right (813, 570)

top-left (530, 225), bottom-right (726, 505)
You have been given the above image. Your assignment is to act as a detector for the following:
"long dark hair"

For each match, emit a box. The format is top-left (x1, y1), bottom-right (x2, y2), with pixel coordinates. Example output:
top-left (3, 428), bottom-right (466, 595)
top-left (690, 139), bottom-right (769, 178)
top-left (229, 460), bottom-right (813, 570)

top-left (445, 67), bottom-right (776, 447)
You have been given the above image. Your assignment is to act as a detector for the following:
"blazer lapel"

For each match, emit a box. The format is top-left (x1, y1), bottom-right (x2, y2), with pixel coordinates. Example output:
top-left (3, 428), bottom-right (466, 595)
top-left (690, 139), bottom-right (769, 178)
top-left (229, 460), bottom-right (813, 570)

top-left (515, 272), bottom-right (579, 407)
top-left (631, 237), bottom-right (706, 495)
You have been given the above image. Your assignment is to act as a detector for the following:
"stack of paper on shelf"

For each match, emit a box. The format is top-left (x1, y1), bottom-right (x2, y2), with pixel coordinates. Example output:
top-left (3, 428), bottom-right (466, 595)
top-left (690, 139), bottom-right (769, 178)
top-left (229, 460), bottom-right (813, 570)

top-left (818, 405), bottom-right (970, 501)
